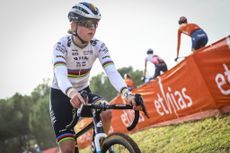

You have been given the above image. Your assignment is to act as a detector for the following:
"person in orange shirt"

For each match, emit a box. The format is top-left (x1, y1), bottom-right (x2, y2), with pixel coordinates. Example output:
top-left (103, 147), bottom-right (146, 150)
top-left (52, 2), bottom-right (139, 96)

top-left (175, 16), bottom-right (208, 62)
top-left (124, 73), bottom-right (136, 91)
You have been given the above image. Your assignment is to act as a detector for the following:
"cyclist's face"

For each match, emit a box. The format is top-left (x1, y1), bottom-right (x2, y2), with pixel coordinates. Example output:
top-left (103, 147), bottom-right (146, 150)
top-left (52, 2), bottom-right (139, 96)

top-left (72, 20), bottom-right (98, 42)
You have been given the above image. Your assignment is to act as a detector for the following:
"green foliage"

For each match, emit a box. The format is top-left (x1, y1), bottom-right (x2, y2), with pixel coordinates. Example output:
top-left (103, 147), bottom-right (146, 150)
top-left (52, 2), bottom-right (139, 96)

top-left (31, 78), bottom-right (50, 102)
top-left (0, 79), bottom-right (55, 152)
top-left (0, 93), bottom-right (32, 152)
top-left (90, 72), bottom-right (117, 101)
top-left (29, 79), bottom-right (56, 149)
top-left (29, 93), bottom-right (56, 149)
top-left (116, 66), bottom-right (143, 87)
top-left (0, 93), bottom-right (31, 141)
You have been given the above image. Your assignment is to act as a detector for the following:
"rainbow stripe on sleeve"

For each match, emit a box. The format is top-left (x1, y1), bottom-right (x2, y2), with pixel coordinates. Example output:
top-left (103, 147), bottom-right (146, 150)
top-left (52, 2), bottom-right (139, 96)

top-left (102, 61), bottom-right (114, 68)
top-left (54, 61), bottom-right (66, 67)
top-left (68, 68), bottom-right (91, 78)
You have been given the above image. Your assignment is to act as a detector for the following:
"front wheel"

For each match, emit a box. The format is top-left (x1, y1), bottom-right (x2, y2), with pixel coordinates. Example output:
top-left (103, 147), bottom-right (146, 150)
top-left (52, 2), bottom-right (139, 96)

top-left (102, 132), bottom-right (141, 153)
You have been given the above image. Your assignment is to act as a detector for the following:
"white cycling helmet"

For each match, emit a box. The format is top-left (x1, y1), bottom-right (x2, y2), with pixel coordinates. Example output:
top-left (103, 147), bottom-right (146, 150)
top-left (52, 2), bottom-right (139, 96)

top-left (68, 2), bottom-right (101, 22)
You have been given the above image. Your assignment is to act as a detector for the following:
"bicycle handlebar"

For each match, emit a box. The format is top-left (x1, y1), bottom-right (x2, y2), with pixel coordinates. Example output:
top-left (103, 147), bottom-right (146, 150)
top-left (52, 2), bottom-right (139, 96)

top-left (66, 92), bottom-right (150, 132)
top-left (127, 94), bottom-right (150, 131)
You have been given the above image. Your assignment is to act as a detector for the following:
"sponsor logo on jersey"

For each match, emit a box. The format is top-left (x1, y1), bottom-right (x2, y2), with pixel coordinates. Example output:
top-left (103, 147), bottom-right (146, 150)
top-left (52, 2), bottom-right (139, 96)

top-left (56, 42), bottom-right (67, 54)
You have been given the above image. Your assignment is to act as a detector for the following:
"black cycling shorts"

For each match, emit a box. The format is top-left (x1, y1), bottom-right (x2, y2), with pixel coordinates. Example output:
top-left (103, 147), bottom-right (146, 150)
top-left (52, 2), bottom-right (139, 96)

top-left (49, 87), bottom-right (106, 144)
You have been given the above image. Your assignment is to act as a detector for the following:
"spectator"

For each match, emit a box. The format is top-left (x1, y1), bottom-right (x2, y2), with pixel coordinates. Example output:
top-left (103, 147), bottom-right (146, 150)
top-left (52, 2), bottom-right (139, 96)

top-left (143, 48), bottom-right (168, 81)
top-left (175, 16), bottom-right (208, 61)
top-left (124, 73), bottom-right (136, 91)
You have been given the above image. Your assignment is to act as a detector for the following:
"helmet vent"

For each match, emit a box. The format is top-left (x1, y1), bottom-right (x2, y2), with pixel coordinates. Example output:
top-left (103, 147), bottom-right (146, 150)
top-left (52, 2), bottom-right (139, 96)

top-left (81, 2), bottom-right (99, 15)
top-left (73, 6), bottom-right (89, 15)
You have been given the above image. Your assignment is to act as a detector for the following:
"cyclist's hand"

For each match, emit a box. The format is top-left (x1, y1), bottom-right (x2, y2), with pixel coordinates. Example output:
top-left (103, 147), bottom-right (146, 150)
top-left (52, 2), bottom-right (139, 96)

top-left (174, 57), bottom-right (179, 62)
top-left (141, 76), bottom-right (146, 82)
top-left (68, 88), bottom-right (85, 108)
top-left (121, 88), bottom-right (136, 106)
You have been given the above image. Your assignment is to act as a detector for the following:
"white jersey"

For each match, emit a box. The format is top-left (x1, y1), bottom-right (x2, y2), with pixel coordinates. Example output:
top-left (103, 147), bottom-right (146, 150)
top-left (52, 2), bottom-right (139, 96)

top-left (145, 54), bottom-right (165, 65)
top-left (51, 35), bottom-right (126, 95)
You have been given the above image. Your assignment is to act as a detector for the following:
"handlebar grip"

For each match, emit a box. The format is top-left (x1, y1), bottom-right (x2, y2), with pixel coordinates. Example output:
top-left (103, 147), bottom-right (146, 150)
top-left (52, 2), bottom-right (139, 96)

top-left (127, 110), bottom-right (139, 131)
top-left (126, 94), bottom-right (150, 131)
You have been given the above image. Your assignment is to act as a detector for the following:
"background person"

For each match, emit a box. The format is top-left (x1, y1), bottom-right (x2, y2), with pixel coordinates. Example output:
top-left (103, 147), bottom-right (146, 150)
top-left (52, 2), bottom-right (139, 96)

top-left (143, 48), bottom-right (168, 81)
top-left (49, 2), bottom-right (136, 153)
top-left (175, 16), bottom-right (208, 62)
top-left (124, 73), bottom-right (136, 91)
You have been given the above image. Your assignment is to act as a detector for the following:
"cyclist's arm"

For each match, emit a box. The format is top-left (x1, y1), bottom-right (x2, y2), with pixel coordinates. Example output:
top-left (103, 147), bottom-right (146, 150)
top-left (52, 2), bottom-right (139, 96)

top-left (176, 29), bottom-right (182, 58)
top-left (53, 41), bottom-right (73, 96)
top-left (105, 64), bottom-right (127, 91)
top-left (143, 59), bottom-right (147, 77)
top-left (97, 44), bottom-right (127, 92)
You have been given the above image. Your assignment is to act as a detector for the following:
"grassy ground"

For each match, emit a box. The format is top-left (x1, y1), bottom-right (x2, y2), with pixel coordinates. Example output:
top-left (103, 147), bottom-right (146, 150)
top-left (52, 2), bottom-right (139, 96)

top-left (80, 114), bottom-right (230, 153)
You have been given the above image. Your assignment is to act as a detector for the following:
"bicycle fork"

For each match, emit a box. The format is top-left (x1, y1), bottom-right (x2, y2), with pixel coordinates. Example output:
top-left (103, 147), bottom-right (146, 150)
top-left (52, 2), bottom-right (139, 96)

top-left (92, 110), bottom-right (113, 153)
top-left (94, 133), bottom-right (107, 153)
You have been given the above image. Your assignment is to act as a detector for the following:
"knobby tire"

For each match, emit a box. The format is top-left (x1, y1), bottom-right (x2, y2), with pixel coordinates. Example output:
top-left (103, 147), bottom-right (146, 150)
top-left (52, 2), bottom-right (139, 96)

top-left (102, 132), bottom-right (141, 153)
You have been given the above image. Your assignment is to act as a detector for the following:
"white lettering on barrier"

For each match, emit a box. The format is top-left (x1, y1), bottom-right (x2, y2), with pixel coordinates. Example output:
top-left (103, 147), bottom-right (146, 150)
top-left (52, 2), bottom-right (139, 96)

top-left (154, 78), bottom-right (193, 116)
top-left (215, 64), bottom-right (230, 95)
top-left (120, 99), bottom-right (145, 127)
top-left (120, 109), bottom-right (145, 127)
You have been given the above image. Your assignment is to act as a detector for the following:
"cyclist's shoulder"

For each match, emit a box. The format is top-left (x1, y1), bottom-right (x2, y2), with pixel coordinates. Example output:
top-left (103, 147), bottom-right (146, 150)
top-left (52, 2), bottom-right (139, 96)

top-left (90, 38), bottom-right (109, 55)
top-left (180, 23), bottom-right (199, 30)
top-left (55, 35), bottom-right (72, 47)
top-left (188, 23), bottom-right (199, 26)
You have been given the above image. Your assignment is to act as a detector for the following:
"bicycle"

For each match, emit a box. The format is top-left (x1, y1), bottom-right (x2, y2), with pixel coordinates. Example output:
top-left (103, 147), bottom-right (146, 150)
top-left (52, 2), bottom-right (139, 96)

top-left (66, 91), bottom-right (150, 153)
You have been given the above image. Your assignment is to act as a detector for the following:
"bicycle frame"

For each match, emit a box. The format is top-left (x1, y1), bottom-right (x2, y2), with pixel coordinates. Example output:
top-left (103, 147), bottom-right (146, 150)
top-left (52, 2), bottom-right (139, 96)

top-left (66, 94), bottom-right (149, 153)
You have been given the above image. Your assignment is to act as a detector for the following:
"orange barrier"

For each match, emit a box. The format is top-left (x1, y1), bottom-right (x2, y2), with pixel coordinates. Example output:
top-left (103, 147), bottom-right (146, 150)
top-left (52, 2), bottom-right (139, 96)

top-left (76, 36), bottom-right (230, 149)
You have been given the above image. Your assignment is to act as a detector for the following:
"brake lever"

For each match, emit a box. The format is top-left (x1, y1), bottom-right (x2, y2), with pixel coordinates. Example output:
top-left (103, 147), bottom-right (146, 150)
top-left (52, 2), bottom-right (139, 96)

top-left (127, 94), bottom-right (149, 131)
top-left (135, 94), bottom-right (150, 118)
top-left (80, 90), bottom-right (89, 103)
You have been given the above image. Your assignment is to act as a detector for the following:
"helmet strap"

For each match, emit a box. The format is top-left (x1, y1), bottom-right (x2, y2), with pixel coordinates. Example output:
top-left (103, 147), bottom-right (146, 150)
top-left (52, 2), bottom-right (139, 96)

top-left (72, 31), bottom-right (88, 45)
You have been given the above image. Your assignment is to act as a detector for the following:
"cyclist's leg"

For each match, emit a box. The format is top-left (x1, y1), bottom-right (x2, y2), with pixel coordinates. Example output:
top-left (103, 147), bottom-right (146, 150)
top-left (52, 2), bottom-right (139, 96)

top-left (153, 65), bottom-right (161, 79)
top-left (50, 88), bottom-right (76, 153)
top-left (84, 89), bottom-right (112, 134)
top-left (191, 35), bottom-right (197, 51)
top-left (101, 110), bottom-right (112, 134)
top-left (200, 32), bottom-right (208, 48)
top-left (197, 29), bottom-right (208, 48)
top-left (191, 29), bottom-right (208, 50)
top-left (59, 141), bottom-right (75, 153)
top-left (191, 29), bottom-right (201, 50)
top-left (162, 63), bottom-right (168, 72)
